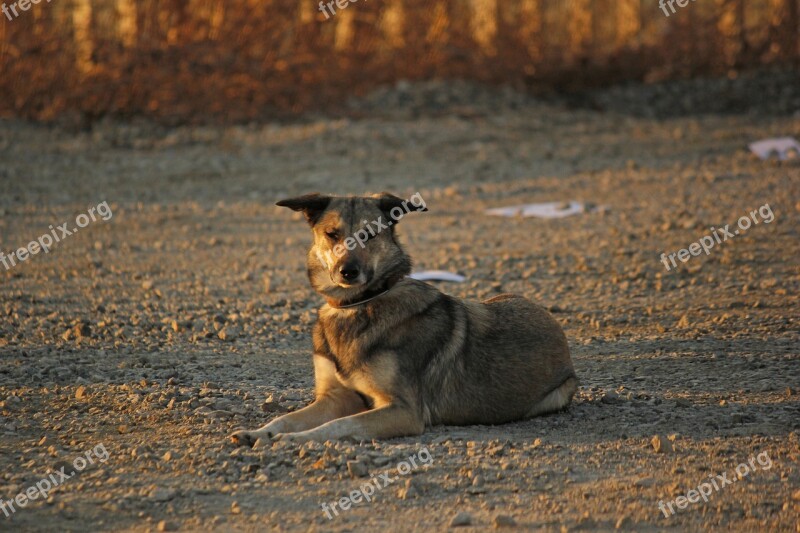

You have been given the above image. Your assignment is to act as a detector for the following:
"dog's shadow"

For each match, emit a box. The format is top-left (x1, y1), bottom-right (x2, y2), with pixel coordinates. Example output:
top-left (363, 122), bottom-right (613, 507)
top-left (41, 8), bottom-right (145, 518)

top-left (410, 336), bottom-right (797, 446)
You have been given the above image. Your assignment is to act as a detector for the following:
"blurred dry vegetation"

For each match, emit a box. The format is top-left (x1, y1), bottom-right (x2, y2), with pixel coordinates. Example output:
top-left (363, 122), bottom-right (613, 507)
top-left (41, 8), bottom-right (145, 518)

top-left (0, 0), bottom-right (798, 124)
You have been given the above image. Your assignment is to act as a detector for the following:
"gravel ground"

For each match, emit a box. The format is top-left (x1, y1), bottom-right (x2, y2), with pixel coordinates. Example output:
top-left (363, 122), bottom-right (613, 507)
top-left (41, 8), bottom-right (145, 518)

top-left (0, 79), bottom-right (799, 532)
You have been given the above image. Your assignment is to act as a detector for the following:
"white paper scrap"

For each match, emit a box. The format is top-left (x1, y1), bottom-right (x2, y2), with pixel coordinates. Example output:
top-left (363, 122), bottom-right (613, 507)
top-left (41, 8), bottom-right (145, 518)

top-left (409, 270), bottom-right (466, 283)
top-left (749, 137), bottom-right (800, 161)
top-left (485, 201), bottom-right (588, 219)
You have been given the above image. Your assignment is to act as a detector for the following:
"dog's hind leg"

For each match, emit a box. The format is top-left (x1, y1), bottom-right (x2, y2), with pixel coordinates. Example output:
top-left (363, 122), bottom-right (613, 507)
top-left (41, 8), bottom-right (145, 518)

top-left (527, 376), bottom-right (578, 417)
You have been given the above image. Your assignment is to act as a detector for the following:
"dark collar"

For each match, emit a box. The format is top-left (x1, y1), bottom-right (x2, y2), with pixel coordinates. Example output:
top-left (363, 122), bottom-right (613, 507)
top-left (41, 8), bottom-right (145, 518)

top-left (325, 278), bottom-right (401, 309)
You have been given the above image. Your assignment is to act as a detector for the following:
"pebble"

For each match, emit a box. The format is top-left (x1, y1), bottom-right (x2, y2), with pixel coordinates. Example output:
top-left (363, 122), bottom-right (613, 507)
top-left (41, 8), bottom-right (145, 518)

top-left (450, 511), bottom-right (472, 527)
top-left (347, 460), bottom-right (369, 478)
top-left (157, 520), bottom-right (178, 532)
top-left (651, 435), bottom-right (673, 454)
top-left (150, 487), bottom-right (177, 502)
top-left (493, 514), bottom-right (516, 528)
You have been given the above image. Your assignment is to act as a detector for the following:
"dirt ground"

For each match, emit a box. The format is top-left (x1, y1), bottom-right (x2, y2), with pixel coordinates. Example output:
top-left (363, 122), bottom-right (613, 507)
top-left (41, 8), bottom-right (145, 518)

top-left (0, 79), bottom-right (799, 532)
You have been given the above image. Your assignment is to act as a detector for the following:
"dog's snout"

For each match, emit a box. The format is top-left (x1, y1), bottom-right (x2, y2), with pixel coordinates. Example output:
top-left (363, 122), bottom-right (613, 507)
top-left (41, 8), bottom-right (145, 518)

top-left (339, 262), bottom-right (361, 282)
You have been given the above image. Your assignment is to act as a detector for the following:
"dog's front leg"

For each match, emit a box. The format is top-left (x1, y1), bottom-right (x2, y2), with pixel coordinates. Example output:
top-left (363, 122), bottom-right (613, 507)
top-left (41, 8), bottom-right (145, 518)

top-left (230, 355), bottom-right (364, 447)
top-left (279, 402), bottom-right (424, 443)
top-left (230, 389), bottom-right (366, 446)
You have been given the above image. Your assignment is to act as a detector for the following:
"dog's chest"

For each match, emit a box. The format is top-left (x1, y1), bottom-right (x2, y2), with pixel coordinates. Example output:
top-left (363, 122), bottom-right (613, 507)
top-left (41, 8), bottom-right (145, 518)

top-left (317, 310), bottom-right (375, 375)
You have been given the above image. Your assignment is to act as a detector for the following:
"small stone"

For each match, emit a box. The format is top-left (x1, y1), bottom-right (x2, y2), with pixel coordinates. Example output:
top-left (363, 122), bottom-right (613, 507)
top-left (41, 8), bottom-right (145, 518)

top-left (73, 323), bottom-right (91, 338)
top-left (398, 479), bottom-right (419, 500)
top-left (601, 391), bottom-right (619, 404)
top-left (651, 434), bottom-right (673, 454)
top-left (75, 386), bottom-right (88, 400)
top-left (675, 398), bottom-right (691, 408)
top-left (230, 501), bottom-right (241, 514)
top-left (150, 487), bottom-right (177, 502)
top-left (792, 489), bottom-right (800, 501)
top-left (347, 460), bottom-right (369, 478)
top-left (615, 516), bottom-right (632, 529)
top-left (450, 511), bottom-right (472, 527)
top-left (142, 280), bottom-right (154, 290)
top-left (157, 520), bottom-right (178, 532)
top-left (493, 514), bottom-right (516, 528)
top-left (217, 327), bottom-right (239, 342)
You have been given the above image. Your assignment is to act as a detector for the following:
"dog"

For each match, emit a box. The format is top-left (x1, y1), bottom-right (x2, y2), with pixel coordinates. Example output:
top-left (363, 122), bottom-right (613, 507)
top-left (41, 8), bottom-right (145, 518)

top-left (230, 192), bottom-right (577, 445)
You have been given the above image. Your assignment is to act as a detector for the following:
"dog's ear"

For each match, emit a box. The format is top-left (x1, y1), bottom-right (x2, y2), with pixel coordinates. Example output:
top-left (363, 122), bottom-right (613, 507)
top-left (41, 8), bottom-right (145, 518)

top-left (276, 193), bottom-right (332, 226)
top-left (376, 192), bottom-right (428, 221)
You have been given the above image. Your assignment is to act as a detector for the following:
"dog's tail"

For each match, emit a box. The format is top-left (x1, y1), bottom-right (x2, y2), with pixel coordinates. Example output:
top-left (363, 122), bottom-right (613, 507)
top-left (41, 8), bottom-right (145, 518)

top-left (527, 371), bottom-right (578, 417)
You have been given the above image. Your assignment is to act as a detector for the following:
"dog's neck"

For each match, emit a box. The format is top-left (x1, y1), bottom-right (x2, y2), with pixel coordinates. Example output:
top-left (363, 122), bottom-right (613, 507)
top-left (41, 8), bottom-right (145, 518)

top-left (324, 274), bottom-right (404, 309)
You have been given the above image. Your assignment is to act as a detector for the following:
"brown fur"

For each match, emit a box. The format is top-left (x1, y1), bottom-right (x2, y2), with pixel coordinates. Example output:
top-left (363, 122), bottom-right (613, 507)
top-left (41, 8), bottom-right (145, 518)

top-left (230, 193), bottom-right (577, 445)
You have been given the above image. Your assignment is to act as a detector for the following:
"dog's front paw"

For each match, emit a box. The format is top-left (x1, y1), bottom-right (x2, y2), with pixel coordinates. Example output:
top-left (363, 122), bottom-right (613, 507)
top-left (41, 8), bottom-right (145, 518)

top-left (230, 429), bottom-right (274, 448)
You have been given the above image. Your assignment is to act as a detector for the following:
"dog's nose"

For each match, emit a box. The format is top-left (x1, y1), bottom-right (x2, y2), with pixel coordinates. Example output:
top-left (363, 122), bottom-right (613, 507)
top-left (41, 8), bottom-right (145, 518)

top-left (339, 263), bottom-right (360, 282)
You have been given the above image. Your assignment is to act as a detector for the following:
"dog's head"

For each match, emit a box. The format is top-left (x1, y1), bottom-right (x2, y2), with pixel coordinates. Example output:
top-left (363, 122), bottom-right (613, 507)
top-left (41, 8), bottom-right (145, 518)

top-left (276, 192), bottom-right (427, 302)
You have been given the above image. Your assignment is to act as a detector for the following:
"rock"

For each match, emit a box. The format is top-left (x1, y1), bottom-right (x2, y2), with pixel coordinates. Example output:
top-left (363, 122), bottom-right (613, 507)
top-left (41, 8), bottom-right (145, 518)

top-left (651, 434), bottom-right (673, 454)
top-left (261, 395), bottom-right (288, 414)
top-left (141, 280), bottom-right (154, 290)
top-left (615, 515), bottom-right (632, 529)
top-left (217, 327), bottom-right (239, 341)
top-left (450, 511), bottom-right (472, 527)
top-left (73, 323), bottom-right (91, 338)
top-left (347, 460), bottom-right (369, 478)
top-left (493, 514), bottom-right (516, 528)
top-left (601, 391), bottom-right (619, 404)
top-left (150, 487), bottom-right (177, 502)
top-left (75, 386), bottom-right (88, 400)
top-left (398, 479), bottom-right (419, 499)
top-left (157, 520), bottom-right (178, 532)
top-left (675, 398), bottom-right (691, 408)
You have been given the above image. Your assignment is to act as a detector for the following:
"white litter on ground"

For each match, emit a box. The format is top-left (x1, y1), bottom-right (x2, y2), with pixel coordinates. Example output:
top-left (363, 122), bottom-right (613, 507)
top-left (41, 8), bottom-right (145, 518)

top-left (485, 201), bottom-right (600, 219)
top-left (409, 270), bottom-right (466, 283)
top-left (748, 137), bottom-right (800, 161)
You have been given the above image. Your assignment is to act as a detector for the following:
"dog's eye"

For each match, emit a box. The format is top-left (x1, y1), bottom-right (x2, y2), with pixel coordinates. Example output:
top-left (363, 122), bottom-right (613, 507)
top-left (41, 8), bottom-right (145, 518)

top-left (325, 231), bottom-right (339, 240)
